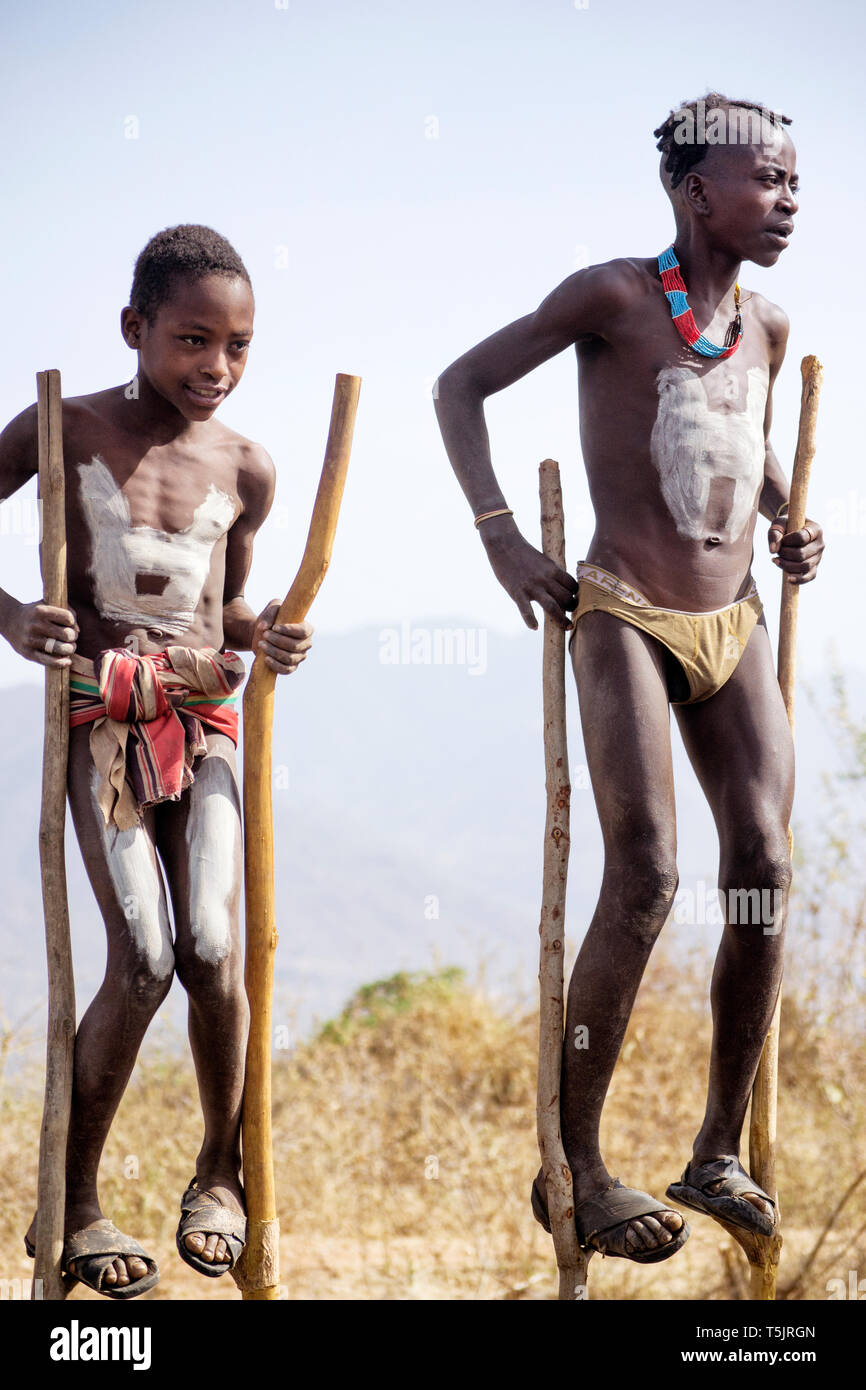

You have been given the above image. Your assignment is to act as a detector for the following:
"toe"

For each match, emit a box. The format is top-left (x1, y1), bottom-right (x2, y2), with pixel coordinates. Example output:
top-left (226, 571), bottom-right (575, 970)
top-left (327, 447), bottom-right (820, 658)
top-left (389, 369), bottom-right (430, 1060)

top-left (184, 1231), bottom-right (206, 1255)
top-left (113, 1259), bottom-right (130, 1287)
top-left (742, 1192), bottom-right (774, 1221)
top-left (623, 1224), bottom-right (641, 1254)
top-left (202, 1234), bottom-right (220, 1263)
top-left (127, 1255), bottom-right (148, 1279)
top-left (625, 1209), bottom-right (684, 1253)
top-left (626, 1219), bottom-right (653, 1251)
top-left (102, 1262), bottom-right (117, 1285)
top-left (643, 1215), bottom-right (673, 1245)
top-left (214, 1238), bottom-right (229, 1264)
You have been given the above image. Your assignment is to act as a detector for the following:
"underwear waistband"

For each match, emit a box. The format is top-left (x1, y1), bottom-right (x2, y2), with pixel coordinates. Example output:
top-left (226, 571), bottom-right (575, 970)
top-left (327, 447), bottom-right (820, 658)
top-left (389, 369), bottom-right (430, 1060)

top-left (576, 562), bottom-right (759, 616)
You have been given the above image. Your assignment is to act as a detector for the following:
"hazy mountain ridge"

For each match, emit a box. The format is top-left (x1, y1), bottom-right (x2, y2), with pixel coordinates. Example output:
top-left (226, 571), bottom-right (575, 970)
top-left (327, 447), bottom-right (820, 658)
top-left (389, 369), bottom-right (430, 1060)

top-left (0, 623), bottom-right (847, 1038)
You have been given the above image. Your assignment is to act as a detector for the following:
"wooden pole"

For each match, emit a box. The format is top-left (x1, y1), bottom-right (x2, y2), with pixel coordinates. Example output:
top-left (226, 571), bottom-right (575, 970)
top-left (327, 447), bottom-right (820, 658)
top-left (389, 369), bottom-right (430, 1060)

top-left (231, 373), bottom-right (361, 1300)
top-left (537, 458), bottom-right (592, 1300)
top-left (33, 369), bottom-right (75, 1302)
top-left (776, 357), bottom-right (823, 718)
top-left (734, 355), bottom-right (822, 1299)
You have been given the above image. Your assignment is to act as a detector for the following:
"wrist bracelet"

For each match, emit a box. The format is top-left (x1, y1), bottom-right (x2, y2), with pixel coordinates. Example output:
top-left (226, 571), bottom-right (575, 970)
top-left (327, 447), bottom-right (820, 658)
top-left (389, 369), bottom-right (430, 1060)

top-left (773, 501), bottom-right (790, 522)
top-left (474, 508), bottom-right (514, 528)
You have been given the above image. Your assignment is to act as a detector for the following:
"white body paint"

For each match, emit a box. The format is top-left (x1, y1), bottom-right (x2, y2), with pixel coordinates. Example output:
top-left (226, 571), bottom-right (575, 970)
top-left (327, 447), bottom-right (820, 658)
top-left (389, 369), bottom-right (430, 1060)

top-left (184, 754), bottom-right (240, 965)
top-left (77, 457), bottom-right (235, 636)
top-left (89, 767), bottom-right (174, 979)
top-left (650, 365), bottom-right (769, 542)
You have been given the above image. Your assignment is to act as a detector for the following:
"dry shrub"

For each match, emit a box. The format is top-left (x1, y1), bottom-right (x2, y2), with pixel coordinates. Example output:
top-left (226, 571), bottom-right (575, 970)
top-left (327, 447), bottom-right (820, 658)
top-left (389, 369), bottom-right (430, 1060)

top-left (0, 929), bottom-right (862, 1301)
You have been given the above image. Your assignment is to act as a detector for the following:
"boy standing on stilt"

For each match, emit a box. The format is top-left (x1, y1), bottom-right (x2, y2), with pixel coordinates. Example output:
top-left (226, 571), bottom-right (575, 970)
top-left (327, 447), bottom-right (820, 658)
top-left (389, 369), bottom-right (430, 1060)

top-left (435, 96), bottom-right (824, 1263)
top-left (1, 225), bottom-right (311, 1296)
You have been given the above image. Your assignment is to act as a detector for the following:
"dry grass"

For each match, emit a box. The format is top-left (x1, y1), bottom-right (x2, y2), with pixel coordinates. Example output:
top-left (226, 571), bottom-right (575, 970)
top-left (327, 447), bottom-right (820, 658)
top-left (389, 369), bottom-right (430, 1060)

top-left (1, 922), bottom-right (863, 1302)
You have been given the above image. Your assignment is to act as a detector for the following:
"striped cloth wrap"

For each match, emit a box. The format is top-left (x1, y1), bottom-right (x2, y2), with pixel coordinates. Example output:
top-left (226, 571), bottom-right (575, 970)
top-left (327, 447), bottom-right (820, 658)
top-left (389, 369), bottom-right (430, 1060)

top-left (69, 645), bottom-right (247, 831)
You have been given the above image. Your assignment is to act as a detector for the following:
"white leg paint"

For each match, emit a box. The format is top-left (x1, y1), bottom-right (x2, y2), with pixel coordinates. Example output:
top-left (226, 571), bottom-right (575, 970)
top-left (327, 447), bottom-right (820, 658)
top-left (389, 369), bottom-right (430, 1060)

top-left (77, 457), bottom-right (236, 636)
top-left (184, 756), bottom-right (241, 966)
top-left (89, 767), bottom-right (174, 978)
top-left (650, 365), bottom-right (769, 542)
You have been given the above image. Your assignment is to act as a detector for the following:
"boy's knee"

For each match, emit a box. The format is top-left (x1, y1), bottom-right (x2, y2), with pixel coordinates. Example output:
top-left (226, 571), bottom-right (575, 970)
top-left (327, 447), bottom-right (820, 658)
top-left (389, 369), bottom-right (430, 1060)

top-left (174, 934), bottom-right (243, 997)
top-left (604, 851), bottom-right (679, 942)
top-left (126, 955), bottom-right (174, 1009)
top-left (121, 905), bottom-right (174, 994)
top-left (722, 828), bottom-right (791, 935)
top-left (128, 916), bottom-right (174, 983)
top-left (725, 830), bottom-right (792, 896)
top-left (186, 904), bottom-right (237, 971)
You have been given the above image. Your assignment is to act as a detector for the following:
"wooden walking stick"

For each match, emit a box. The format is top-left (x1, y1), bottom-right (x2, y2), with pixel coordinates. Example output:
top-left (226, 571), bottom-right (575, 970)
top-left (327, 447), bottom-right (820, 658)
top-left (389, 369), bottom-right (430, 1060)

top-left (33, 369), bottom-right (76, 1301)
top-left (231, 372), bottom-right (361, 1300)
top-left (726, 356), bottom-right (823, 1299)
top-left (537, 458), bottom-right (592, 1301)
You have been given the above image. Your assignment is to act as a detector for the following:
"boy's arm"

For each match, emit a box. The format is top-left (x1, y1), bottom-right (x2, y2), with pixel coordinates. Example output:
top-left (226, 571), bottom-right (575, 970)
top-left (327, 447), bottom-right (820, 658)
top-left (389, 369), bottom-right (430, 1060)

top-left (759, 305), bottom-right (825, 585)
top-left (758, 306), bottom-right (793, 521)
top-left (0, 404), bottom-right (78, 667)
top-left (222, 444), bottom-right (313, 674)
top-left (433, 262), bottom-right (633, 629)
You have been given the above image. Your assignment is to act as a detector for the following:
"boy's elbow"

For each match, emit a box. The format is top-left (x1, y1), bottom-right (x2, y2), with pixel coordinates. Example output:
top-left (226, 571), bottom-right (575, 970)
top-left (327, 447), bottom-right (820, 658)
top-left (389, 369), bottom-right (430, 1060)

top-left (433, 360), bottom-right (481, 408)
top-left (432, 364), bottom-right (456, 403)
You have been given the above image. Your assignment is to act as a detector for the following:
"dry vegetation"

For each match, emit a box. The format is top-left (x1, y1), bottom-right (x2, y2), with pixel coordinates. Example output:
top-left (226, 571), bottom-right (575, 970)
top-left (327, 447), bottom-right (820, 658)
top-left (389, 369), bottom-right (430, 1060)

top-left (1, 681), bottom-right (863, 1302)
top-left (1, 923), bottom-right (862, 1302)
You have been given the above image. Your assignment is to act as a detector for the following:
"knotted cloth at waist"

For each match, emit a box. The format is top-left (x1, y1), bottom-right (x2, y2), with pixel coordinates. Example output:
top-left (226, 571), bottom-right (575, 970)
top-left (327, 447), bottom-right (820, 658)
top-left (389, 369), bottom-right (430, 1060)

top-left (69, 646), bottom-right (247, 830)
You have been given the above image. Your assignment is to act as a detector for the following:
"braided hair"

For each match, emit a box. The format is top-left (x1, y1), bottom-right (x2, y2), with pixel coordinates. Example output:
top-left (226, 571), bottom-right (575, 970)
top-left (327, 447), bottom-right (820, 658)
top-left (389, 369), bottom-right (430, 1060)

top-left (654, 94), bottom-right (792, 189)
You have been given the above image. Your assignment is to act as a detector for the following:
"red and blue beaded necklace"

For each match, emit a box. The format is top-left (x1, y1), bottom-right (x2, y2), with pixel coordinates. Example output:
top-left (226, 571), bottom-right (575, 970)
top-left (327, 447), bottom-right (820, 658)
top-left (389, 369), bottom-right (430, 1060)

top-left (657, 246), bottom-right (742, 359)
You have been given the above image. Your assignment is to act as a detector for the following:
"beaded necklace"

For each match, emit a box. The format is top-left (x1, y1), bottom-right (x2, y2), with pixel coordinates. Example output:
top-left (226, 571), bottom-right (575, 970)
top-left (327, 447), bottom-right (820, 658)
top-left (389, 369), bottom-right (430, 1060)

top-left (658, 246), bottom-right (742, 359)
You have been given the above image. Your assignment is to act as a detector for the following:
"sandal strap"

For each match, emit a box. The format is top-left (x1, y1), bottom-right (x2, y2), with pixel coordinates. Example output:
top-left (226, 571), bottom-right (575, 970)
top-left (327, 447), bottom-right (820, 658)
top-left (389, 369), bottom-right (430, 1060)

top-left (64, 1223), bottom-right (150, 1263)
top-left (685, 1158), bottom-right (775, 1208)
top-left (179, 1181), bottom-right (247, 1241)
top-left (574, 1179), bottom-right (668, 1244)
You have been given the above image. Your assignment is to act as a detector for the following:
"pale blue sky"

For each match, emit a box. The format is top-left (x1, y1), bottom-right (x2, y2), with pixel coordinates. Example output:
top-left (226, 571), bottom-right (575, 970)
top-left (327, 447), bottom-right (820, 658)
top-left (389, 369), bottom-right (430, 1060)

top-left (1, 0), bottom-right (863, 687)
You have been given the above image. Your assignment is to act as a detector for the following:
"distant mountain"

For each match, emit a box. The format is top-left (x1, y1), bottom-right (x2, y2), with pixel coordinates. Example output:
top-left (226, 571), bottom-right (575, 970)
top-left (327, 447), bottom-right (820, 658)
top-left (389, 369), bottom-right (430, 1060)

top-left (0, 622), bottom-right (849, 1041)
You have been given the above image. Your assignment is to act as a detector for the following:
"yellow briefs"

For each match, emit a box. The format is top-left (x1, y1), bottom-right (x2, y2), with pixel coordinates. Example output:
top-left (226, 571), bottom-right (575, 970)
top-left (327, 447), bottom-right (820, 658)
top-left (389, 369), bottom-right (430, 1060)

top-left (571, 561), bottom-right (764, 705)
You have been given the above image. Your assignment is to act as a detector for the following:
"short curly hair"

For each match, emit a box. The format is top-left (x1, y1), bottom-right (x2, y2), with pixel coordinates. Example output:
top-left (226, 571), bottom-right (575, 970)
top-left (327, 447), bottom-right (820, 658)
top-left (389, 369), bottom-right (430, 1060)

top-left (129, 224), bottom-right (252, 322)
top-left (654, 93), bottom-right (792, 190)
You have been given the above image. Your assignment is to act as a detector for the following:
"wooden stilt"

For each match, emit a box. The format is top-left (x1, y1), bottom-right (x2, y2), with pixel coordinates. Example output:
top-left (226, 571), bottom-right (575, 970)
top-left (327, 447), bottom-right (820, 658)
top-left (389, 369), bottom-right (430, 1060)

top-left (33, 369), bottom-right (75, 1302)
top-left (537, 458), bottom-right (592, 1300)
top-left (736, 355), bottom-right (823, 1299)
top-left (231, 373), bottom-right (361, 1300)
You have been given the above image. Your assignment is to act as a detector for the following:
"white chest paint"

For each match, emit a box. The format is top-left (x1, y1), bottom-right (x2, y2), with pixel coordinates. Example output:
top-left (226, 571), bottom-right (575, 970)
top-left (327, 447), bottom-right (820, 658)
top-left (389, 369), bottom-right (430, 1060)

top-left (77, 457), bottom-right (235, 636)
top-left (649, 364), bottom-right (769, 542)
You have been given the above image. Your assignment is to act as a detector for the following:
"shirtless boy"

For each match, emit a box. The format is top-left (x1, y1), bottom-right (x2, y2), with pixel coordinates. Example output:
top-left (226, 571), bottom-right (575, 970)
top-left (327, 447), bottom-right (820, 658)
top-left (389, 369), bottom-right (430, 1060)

top-left (434, 96), bottom-right (824, 1262)
top-left (0, 225), bottom-right (312, 1296)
